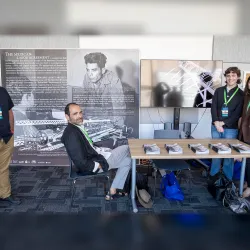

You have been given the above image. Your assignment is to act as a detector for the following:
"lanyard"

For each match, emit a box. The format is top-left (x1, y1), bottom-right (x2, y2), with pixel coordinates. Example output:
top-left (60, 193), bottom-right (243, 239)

top-left (247, 101), bottom-right (250, 112)
top-left (76, 125), bottom-right (93, 145)
top-left (224, 87), bottom-right (239, 106)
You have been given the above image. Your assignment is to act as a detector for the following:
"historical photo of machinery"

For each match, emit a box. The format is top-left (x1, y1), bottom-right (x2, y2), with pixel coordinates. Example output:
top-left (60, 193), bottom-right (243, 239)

top-left (1, 49), bottom-right (68, 165)
top-left (0, 49), bottom-right (139, 166)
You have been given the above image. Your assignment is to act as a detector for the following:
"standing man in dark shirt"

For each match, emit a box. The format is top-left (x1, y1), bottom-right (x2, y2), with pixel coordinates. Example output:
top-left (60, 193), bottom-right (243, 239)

top-left (0, 87), bottom-right (21, 204)
top-left (210, 67), bottom-right (244, 180)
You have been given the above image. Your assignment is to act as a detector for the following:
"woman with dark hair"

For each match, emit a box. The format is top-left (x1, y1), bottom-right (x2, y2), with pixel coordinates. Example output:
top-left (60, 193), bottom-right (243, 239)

top-left (239, 76), bottom-right (250, 197)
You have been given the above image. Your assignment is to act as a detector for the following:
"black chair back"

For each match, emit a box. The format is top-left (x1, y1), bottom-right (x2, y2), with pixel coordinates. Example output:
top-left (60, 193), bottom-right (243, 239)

top-left (154, 129), bottom-right (180, 139)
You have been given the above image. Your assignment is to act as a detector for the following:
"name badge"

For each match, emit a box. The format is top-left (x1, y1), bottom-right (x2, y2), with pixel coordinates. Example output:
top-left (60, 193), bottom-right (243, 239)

top-left (221, 105), bottom-right (228, 117)
top-left (0, 105), bottom-right (3, 120)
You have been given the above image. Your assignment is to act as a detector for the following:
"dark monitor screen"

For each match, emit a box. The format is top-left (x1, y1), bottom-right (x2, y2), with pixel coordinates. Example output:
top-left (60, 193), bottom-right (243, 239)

top-left (140, 59), bottom-right (223, 108)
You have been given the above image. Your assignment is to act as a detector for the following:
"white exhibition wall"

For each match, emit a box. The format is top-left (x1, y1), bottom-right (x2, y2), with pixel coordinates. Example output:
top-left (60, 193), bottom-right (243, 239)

top-left (79, 35), bottom-right (214, 139)
top-left (69, 2), bottom-right (240, 35)
top-left (79, 35), bottom-right (213, 59)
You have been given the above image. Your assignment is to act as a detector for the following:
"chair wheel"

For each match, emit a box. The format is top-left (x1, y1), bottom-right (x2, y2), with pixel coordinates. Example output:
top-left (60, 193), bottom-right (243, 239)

top-left (202, 170), bottom-right (208, 177)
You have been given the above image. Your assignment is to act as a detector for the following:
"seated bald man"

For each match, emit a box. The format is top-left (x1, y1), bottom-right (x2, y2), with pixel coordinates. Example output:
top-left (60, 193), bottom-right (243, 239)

top-left (61, 103), bottom-right (132, 200)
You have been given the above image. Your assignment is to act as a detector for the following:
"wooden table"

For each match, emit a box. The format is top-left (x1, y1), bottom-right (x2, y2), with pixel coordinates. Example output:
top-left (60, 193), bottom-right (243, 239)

top-left (128, 139), bottom-right (250, 213)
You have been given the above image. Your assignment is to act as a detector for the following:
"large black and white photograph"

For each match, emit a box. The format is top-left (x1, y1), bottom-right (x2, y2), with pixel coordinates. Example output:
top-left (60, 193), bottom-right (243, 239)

top-left (0, 49), bottom-right (139, 166)
top-left (140, 60), bottom-right (223, 108)
top-left (67, 49), bottom-right (139, 143)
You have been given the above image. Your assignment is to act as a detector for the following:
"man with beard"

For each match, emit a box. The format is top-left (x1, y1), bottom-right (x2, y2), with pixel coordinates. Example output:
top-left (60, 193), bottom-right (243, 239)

top-left (61, 103), bottom-right (132, 200)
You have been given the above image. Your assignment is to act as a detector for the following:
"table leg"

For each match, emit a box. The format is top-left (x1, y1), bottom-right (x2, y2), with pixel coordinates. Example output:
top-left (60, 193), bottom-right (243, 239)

top-left (131, 159), bottom-right (138, 213)
top-left (239, 157), bottom-right (246, 196)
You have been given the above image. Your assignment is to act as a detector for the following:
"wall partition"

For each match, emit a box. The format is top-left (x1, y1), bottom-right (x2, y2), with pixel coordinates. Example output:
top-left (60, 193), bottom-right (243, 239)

top-left (0, 49), bottom-right (139, 166)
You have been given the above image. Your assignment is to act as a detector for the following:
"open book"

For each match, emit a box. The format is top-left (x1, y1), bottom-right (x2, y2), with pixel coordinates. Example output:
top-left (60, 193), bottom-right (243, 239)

top-left (228, 143), bottom-right (250, 154)
top-left (143, 144), bottom-right (160, 155)
top-left (165, 143), bottom-right (183, 154)
top-left (208, 143), bottom-right (231, 154)
top-left (188, 143), bottom-right (209, 154)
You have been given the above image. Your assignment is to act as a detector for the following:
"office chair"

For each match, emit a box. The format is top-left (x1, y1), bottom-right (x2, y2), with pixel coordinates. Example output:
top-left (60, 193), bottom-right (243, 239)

top-left (154, 129), bottom-right (181, 139)
top-left (152, 129), bottom-right (191, 198)
top-left (68, 158), bottom-right (111, 211)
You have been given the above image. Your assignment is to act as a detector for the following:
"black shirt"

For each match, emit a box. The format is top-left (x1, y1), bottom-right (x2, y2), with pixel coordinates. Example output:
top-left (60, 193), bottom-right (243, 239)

top-left (61, 123), bottom-right (109, 173)
top-left (211, 85), bottom-right (244, 129)
top-left (0, 87), bottom-right (14, 143)
top-left (193, 87), bottom-right (213, 108)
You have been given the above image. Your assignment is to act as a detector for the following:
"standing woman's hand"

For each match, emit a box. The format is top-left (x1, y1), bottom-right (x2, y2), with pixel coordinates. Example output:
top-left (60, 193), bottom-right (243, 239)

top-left (214, 121), bottom-right (224, 133)
top-left (238, 117), bottom-right (242, 129)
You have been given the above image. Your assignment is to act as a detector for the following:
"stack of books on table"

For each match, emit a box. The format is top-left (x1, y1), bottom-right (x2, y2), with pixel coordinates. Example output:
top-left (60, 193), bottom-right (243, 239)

top-left (228, 143), bottom-right (250, 154)
top-left (188, 143), bottom-right (209, 154)
top-left (165, 143), bottom-right (183, 154)
top-left (143, 144), bottom-right (160, 155)
top-left (208, 143), bottom-right (231, 154)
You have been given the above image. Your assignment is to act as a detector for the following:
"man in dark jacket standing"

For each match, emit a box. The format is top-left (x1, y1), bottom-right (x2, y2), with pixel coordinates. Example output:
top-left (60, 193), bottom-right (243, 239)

top-left (0, 87), bottom-right (21, 205)
top-left (61, 103), bottom-right (132, 200)
top-left (210, 67), bottom-right (244, 180)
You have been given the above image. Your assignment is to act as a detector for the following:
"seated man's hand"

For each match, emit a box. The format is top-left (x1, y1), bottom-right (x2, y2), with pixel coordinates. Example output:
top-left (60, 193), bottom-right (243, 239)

top-left (101, 163), bottom-right (109, 172)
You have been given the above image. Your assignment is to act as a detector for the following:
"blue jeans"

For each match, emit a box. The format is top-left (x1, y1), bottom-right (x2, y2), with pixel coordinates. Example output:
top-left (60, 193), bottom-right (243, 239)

top-left (210, 125), bottom-right (238, 180)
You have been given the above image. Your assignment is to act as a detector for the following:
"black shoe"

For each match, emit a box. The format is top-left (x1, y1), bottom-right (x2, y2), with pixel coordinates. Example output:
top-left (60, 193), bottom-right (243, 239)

top-left (0, 195), bottom-right (21, 205)
top-left (207, 172), bottom-right (220, 183)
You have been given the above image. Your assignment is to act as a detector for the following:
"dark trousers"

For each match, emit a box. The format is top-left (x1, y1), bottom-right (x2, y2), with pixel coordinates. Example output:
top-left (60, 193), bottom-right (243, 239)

top-left (246, 158), bottom-right (250, 185)
top-left (244, 141), bottom-right (250, 186)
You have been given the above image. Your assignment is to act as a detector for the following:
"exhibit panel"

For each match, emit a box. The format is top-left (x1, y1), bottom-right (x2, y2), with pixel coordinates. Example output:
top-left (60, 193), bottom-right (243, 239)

top-left (0, 49), bottom-right (140, 166)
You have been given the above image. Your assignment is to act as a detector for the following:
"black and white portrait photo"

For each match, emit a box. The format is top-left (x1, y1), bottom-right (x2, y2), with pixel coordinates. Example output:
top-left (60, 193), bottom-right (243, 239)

top-left (67, 49), bottom-right (139, 143)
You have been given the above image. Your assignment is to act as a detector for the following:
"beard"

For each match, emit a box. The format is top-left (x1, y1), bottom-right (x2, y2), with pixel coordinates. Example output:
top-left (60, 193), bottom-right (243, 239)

top-left (70, 118), bottom-right (83, 125)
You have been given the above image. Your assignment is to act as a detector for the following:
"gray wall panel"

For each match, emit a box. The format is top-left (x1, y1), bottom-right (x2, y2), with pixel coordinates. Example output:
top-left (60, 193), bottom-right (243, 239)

top-left (0, 35), bottom-right (79, 48)
top-left (213, 36), bottom-right (250, 62)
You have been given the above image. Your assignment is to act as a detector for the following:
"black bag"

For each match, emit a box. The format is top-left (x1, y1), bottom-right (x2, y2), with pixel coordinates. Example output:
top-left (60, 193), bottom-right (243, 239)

top-left (223, 184), bottom-right (249, 214)
top-left (207, 172), bottom-right (231, 201)
top-left (123, 170), bottom-right (149, 194)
